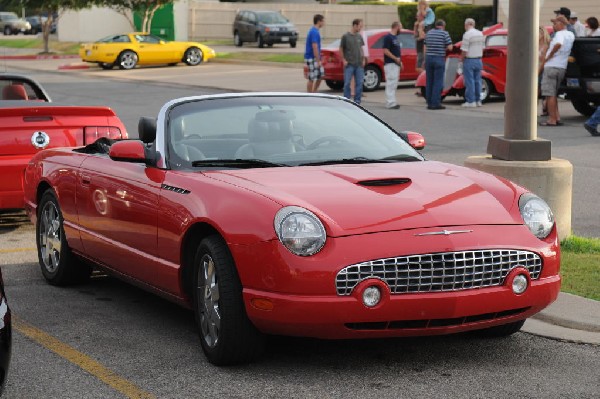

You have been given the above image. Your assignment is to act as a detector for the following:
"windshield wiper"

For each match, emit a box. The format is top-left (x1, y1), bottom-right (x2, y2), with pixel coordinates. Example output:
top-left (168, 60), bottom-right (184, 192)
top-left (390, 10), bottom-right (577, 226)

top-left (300, 155), bottom-right (422, 166)
top-left (380, 154), bottom-right (423, 162)
top-left (191, 159), bottom-right (287, 168)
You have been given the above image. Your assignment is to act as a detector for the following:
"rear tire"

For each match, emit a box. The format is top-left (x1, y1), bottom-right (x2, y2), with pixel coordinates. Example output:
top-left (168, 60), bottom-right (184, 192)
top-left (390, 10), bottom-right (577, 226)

top-left (36, 190), bottom-right (91, 286)
top-left (118, 50), bottom-right (138, 70)
top-left (325, 80), bottom-right (343, 90)
top-left (571, 96), bottom-right (598, 117)
top-left (193, 235), bottom-right (265, 365)
top-left (3, 26), bottom-right (10, 36)
top-left (476, 319), bottom-right (525, 337)
top-left (480, 78), bottom-right (492, 103)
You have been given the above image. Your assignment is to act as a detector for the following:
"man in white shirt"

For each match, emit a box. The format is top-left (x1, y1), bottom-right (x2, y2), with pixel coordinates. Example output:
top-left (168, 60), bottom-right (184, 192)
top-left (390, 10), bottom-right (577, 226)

top-left (569, 12), bottom-right (586, 37)
top-left (460, 18), bottom-right (485, 107)
top-left (540, 15), bottom-right (575, 126)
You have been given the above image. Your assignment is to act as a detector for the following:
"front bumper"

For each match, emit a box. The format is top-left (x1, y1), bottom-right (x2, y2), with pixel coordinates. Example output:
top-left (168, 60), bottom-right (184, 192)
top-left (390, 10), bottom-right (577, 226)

top-left (232, 224), bottom-right (560, 339)
top-left (262, 31), bottom-right (298, 44)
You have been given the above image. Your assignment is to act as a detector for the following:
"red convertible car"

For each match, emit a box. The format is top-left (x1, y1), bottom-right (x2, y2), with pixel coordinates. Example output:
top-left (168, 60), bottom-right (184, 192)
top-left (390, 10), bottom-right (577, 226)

top-left (24, 93), bottom-right (560, 366)
top-left (415, 24), bottom-right (505, 102)
top-left (304, 29), bottom-right (419, 92)
top-left (0, 73), bottom-right (127, 210)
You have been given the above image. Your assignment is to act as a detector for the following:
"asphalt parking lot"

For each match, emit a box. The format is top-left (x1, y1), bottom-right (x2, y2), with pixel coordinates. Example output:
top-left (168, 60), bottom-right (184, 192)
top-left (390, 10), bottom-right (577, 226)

top-left (0, 53), bottom-right (599, 398)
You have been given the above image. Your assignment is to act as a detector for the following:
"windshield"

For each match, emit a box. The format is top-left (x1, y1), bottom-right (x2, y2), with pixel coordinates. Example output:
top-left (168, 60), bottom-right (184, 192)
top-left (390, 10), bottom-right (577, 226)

top-left (257, 12), bottom-right (288, 24)
top-left (3, 14), bottom-right (18, 21)
top-left (166, 96), bottom-right (423, 170)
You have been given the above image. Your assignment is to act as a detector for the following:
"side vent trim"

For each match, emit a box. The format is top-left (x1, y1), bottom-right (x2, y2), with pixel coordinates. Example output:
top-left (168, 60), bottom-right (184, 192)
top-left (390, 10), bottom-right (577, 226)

top-left (357, 178), bottom-right (411, 187)
top-left (161, 184), bottom-right (191, 194)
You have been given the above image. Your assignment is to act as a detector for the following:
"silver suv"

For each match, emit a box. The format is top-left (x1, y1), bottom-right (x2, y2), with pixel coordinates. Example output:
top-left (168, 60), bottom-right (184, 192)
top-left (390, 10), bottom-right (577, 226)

top-left (233, 10), bottom-right (298, 48)
top-left (0, 12), bottom-right (31, 35)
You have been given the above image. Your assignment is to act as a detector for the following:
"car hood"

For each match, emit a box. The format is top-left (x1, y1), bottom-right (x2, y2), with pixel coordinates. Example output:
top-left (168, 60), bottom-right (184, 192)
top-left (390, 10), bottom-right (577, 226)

top-left (205, 161), bottom-right (524, 237)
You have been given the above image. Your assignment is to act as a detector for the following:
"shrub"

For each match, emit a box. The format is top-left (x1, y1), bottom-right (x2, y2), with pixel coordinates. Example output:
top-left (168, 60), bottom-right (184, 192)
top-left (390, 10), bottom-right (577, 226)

top-left (397, 2), bottom-right (456, 32)
top-left (435, 5), bottom-right (493, 42)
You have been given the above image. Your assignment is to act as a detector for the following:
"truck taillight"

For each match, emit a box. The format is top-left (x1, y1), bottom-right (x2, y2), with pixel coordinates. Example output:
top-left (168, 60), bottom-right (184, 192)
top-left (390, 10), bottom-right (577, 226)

top-left (84, 126), bottom-right (123, 144)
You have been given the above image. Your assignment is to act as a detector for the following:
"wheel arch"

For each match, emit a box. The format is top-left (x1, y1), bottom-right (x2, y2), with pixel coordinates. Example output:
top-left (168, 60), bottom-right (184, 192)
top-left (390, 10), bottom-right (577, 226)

top-left (180, 222), bottom-right (224, 299)
top-left (36, 180), bottom-right (53, 205)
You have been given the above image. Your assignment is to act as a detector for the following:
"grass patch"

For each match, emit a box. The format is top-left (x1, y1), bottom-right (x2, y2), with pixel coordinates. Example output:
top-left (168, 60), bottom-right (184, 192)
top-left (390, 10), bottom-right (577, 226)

top-left (216, 52), bottom-right (303, 63)
top-left (0, 38), bottom-right (80, 54)
top-left (560, 236), bottom-right (600, 300)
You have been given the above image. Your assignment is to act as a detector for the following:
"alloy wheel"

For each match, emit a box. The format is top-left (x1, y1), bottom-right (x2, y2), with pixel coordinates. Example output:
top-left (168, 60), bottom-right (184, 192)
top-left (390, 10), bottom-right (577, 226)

top-left (198, 254), bottom-right (221, 348)
top-left (186, 48), bottom-right (203, 66)
top-left (39, 201), bottom-right (62, 273)
top-left (120, 51), bottom-right (138, 69)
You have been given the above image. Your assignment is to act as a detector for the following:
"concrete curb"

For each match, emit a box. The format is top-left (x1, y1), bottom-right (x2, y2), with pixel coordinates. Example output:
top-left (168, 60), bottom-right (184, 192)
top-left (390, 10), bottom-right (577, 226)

top-left (523, 318), bottom-right (600, 345)
top-left (0, 54), bottom-right (79, 60)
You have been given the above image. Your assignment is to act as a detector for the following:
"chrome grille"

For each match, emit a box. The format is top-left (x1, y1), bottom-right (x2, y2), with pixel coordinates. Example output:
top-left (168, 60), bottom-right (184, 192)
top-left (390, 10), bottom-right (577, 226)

top-left (336, 250), bottom-right (542, 296)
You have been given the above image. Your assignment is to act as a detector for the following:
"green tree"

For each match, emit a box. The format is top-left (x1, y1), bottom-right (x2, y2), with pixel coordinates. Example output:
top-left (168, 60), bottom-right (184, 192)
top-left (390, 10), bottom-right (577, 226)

top-left (96, 0), bottom-right (174, 33)
top-left (4, 0), bottom-right (96, 53)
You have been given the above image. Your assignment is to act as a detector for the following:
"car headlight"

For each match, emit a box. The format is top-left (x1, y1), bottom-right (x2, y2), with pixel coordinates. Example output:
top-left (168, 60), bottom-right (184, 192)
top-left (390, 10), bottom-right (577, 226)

top-left (519, 193), bottom-right (554, 239)
top-left (274, 206), bottom-right (326, 256)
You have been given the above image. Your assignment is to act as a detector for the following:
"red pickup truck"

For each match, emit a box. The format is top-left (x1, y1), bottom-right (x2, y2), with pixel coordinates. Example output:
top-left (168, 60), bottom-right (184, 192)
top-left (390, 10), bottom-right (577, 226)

top-left (0, 73), bottom-right (127, 210)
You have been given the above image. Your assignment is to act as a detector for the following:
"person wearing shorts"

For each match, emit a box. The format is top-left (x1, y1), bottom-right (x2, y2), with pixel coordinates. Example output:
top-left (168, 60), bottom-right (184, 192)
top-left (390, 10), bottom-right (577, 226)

top-left (539, 15), bottom-right (574, 126)
top-left (305, 14), bottom-right (325, 93)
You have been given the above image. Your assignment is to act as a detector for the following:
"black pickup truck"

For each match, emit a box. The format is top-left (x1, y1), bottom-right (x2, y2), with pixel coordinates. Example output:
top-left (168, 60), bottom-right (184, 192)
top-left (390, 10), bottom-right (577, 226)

top-left (561, 37), bottom-right (600, 116)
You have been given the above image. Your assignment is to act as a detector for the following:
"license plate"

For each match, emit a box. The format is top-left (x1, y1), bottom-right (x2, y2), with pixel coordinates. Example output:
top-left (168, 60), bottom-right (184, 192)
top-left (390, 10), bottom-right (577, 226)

top-left (566, 78), bottom-right (579, 88)
top-left (281, 37), bottom-right (289, 42)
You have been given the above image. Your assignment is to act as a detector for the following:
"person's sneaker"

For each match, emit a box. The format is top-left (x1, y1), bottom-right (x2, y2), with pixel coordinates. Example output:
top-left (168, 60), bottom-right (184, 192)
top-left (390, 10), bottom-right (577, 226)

top-left (461, 102), bottom-right (476, 108)
top-left (584, 123), bottom-right (600, 136)
top-left (428, 105), bottom-right (446, 110)
top-left (387, 104), bottom-right (400, 109)
top-left (476, 101), bottom-right (483, 107)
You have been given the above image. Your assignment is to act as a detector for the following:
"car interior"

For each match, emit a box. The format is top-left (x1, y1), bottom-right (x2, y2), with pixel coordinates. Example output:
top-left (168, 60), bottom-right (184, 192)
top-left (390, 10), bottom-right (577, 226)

top-left (1, 84), bottom-right (29, 100)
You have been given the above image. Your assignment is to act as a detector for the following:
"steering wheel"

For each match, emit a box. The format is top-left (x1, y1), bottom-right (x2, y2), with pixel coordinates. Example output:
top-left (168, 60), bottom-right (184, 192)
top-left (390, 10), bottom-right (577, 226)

top-left (307, 136), bottom-right (350, 150)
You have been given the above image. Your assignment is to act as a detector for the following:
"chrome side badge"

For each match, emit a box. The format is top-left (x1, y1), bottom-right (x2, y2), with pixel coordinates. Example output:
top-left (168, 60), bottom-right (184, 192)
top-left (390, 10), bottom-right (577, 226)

top-left (31, 131), bottom-right (50, 149)
top-left (414, 230), bottom-right (473, 236)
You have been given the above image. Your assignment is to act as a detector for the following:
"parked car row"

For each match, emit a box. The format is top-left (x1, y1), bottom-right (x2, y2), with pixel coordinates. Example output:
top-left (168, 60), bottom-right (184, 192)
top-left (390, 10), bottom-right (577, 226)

top-left (0, 12), bottom-right (56, 35)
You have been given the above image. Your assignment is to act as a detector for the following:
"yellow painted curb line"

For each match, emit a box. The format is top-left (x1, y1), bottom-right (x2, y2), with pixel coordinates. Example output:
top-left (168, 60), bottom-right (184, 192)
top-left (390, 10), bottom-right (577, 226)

top-left (0, 248), bottom-right (35, 253)
top-left (13, 316), bottom-right (156, 399)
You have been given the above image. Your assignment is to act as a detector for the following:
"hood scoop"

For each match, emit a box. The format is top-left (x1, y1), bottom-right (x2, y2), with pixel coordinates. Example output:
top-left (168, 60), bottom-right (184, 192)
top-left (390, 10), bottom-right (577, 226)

top-left (357, 178), bottom-right (411, 187)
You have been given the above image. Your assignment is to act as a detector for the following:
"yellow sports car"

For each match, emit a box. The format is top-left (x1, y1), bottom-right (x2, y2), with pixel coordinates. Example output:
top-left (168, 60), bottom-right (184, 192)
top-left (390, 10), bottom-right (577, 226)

top-left (79, 32), bottom-right (216, 70)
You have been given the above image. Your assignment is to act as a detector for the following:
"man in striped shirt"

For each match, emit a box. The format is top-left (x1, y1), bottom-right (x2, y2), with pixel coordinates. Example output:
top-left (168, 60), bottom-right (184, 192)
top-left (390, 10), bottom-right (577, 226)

top-left (424, 20), bottom-right (453, 110)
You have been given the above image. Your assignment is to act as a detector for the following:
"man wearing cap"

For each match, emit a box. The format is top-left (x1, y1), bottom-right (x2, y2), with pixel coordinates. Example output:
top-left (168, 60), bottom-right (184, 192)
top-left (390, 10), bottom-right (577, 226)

top-left (569, 12), bottom-right (586, 37)
top-left (554, 7), bottom-right (576, 35)
top-left (539, 15), bottom-right (575, 126)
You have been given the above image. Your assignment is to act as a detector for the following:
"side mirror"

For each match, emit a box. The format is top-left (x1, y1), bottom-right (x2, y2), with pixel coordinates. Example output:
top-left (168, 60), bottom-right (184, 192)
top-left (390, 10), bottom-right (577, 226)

top-left (398, 131), bottom-right (426, 150)
top-left (109, 140), bottom-right (149, 163)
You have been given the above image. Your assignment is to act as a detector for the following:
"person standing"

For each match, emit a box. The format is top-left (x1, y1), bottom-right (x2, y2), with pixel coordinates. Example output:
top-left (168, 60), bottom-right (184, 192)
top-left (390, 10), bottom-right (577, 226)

top-left (304, 14), bottom-right (325, 93)
top-left (583, 106), bottom-right (600, 136)
top-left (424, 19), bottom-right (452, 110)
top-left (340, 19), bottom-right (367, 104)
top-left (553, 7), bottom-right (576, 35)
top-left (539, 15), bottom-right (575, 126)
top-left (460, 18), bottom-right (484, 108)
top-left (586, 17), bottom-right (600, 37)
top-left (569, 12), bottom-right (586, 37)
top-left (383, 21), bottom-right (402, 109)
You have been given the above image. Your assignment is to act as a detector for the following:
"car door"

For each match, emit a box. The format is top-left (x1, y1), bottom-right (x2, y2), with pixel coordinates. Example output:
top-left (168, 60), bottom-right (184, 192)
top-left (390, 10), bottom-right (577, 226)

top-left (398, 32), bottom-right (418, 80)
top-left (135, 34), bottom-right (173, 64)
top-left (482, 35), bottom-right (508, 94)
top-left (76, 154), bottom-right (167, 287)
top-left (246, 12), bottom-right (258, 41)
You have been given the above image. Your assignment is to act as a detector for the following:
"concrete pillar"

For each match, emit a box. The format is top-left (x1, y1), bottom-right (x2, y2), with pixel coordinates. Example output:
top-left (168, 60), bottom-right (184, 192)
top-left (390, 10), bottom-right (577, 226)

top-left (466, 0), bottom-right (573, 239)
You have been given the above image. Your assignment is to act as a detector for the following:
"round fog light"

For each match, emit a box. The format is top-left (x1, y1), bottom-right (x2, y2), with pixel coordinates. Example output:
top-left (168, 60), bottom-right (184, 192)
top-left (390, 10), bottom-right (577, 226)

top-left (512, 274), bottom-right (528, 295)
top-left (362, 286), bottom-right (381, 307)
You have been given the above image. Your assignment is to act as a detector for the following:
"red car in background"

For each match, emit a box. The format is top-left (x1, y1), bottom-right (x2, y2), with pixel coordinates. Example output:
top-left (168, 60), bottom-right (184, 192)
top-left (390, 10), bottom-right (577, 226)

top-left (0, 73), bottom-right (127, 210)
top-left (415, 24), bottom-right (505, 102)
top-left (305, 29), bottom-right (419, 92)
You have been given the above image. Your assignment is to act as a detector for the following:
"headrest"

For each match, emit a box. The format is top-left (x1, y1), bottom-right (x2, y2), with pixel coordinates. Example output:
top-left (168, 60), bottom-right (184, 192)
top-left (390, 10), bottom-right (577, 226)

top-left (254, 109), bottom-right (296, 122)
top-left (248, 119), bottom-right (293, 143)
top-left (138, 117), bottom-right (156, 144)
top-left (2, 84), bottom-right (28, 100)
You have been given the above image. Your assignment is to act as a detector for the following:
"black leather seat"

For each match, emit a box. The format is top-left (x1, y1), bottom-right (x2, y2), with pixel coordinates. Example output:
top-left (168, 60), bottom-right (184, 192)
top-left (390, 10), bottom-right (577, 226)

top-left (235, 110), bottom-right (297, 158)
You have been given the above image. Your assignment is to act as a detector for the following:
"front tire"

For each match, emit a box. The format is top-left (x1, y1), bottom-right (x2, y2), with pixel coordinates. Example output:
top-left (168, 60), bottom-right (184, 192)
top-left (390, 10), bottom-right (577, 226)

top-left (476, 319), bottom-right (525, 337)
top-left (325, 80), bottom-right (343, 90)
top-left (193, 235), bottom-right (265, 365)
top-left (234, 31), bottom-right (243, 47)
top-left (3, 27), bottom-right (10, 36)
top-left (290, 41), bottom-right (297, 48)
top-left (184, 47), bottom-right (203, 66)
top-left (118, 50), bottom-right (138, 70)
top-left (363, 65), bottom-right (381, 91)
top-left (36, 190), bottom-right (91, 285)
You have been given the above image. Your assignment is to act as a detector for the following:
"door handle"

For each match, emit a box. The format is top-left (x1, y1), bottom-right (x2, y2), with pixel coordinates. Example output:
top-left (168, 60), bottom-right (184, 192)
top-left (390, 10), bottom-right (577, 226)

top-left (81, 175), bottom-right (91, 185)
